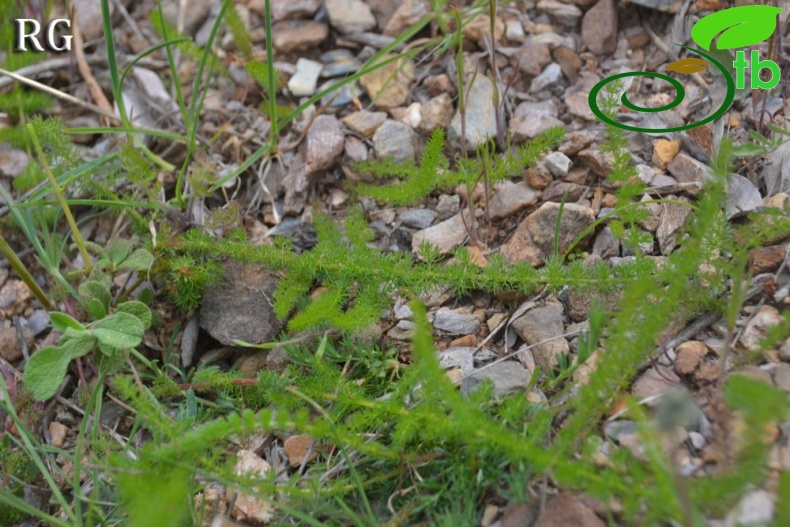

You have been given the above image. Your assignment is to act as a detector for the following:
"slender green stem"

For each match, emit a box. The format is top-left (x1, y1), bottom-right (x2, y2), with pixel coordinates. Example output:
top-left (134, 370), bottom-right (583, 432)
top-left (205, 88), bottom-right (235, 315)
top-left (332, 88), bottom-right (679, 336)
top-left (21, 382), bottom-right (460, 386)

top-left (0, 235), bottom-right (53, 309)
top-left (264, 0), bottom-right (278, 153)
top-left (27, 123), bottom-right (93, 275)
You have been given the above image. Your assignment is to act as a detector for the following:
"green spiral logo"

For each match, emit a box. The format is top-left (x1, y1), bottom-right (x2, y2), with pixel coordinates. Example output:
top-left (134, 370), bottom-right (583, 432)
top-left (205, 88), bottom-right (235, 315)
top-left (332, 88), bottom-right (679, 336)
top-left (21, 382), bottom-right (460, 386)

top-left (587, 45), bottom-right (735, 134)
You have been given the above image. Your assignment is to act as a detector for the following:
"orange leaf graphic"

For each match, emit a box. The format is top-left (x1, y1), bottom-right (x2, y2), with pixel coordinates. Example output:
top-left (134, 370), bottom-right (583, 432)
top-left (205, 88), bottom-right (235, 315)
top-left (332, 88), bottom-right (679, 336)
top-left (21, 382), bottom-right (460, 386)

top-left (667, 58), bottom-right (709, 74)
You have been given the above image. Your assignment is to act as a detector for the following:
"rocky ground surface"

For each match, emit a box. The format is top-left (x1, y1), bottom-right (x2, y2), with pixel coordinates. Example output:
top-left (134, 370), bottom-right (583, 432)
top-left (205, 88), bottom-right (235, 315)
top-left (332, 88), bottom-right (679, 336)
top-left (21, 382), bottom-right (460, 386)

top-left (1, 0), bottom-right (790, 525)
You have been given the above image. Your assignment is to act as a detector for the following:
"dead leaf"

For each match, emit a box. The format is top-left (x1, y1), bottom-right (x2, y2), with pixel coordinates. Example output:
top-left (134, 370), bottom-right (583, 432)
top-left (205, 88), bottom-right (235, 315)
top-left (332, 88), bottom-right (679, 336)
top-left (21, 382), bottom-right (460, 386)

top-left (667, 58), bottom-right (709, 74)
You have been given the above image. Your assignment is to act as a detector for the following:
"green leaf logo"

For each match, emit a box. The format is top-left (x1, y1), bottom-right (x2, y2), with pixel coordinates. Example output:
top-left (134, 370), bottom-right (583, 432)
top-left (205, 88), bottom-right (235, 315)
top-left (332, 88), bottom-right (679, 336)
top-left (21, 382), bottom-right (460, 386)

top-left (691, 5), bottom-right (783, 51)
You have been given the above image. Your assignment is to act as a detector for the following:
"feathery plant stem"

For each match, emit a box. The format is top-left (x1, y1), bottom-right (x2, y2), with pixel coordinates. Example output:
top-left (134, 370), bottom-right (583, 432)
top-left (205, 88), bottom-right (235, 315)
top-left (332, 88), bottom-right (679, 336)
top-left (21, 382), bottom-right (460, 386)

top-left (27, 123), bottom-right (92, 276)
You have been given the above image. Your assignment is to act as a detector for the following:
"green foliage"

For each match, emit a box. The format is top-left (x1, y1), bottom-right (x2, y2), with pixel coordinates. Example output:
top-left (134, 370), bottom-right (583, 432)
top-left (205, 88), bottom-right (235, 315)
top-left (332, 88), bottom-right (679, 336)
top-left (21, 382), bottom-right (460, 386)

top-left (354, 127), bottom-right (565, 205)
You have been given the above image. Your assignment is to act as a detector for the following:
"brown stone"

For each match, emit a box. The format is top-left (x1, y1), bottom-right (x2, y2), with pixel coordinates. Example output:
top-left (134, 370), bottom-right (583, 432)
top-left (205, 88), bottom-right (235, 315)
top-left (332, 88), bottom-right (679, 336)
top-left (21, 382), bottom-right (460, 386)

top-left (501, 202), bottom-right (595, 267)
top-left (534, 492), bottom-right (605, 527)
top-left (271, 21), bottom-right (328, 52)
top-left (581, 0), bottom-right (617, 55)
top-left (652, 139), bottom-right (680, 169)
top-left (524, 166), bottom-right (553, 189)
top-left (284, 434), bottom-right (318, 467)
top-left (48, 422), bottom-right (68, 448)
top-left (342, 110), bottom-right (387, 137)
top-left (674, 341), bottom-right (707, 375)
top-left (553, 46), bottom-right (583, 82)
top-left (748, 245), bottom-right (786, 274)
top-left (359, 56), bottom-right (415, 109)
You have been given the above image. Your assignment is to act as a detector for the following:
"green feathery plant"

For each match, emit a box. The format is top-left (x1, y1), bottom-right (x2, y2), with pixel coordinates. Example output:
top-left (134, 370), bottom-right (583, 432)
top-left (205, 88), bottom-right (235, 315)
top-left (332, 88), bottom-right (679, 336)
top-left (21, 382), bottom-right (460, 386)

top-left (353, 126), bottom-right (564, 206)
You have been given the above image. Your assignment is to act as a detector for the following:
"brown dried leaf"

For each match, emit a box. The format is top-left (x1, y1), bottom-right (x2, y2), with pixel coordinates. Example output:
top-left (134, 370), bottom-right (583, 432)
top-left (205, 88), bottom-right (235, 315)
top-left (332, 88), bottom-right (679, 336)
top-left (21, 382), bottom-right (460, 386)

top-left (667, 58), bottom-right (709, 74)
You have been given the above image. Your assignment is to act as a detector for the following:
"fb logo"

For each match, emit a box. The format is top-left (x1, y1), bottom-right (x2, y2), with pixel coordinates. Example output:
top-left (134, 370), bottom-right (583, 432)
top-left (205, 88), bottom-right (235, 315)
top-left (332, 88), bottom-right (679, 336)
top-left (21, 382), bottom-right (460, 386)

top-left (14, 19), bottom-right (73, 53)
top-left (588, 5), bottom-right (783, 133)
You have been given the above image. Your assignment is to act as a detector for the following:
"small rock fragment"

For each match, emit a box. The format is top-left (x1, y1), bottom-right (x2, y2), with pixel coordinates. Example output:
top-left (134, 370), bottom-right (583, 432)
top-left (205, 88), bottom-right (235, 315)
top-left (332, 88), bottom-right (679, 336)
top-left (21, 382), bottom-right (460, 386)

top-left (419, 93), bottom-right (453, 133)
top-left (400, 208), bottom-right (437, 229)
top-left (501, 202), bottom-right (595, 267)
top-left (284, 434), bottom-right (318, 467)
top-left (199, 262), bottom-right (284, 346)
top-left (652, 139), bottom-right (680, 169)
top-left (359, 56), bottom-right (415, 109)
top-left (512, 41), bottom-right (552, 77)
top-left (656, 195), bottom-right (691, 254)
top-left (383, 0), bottom-right (430, 36)
top-left (373, 120), bottom-right (418, 163)
top-left (434, 309), bottom-right (480, 336)
top-left (530, 63), bottom-right (563, 93)
top-left (438, 347), bottom-right (475, 373)
top-left (461, 361), bottom-right (530, 396)
top-left (674, 341), bottom-right (707, 375)
top-left (511, 299), bottom-right (570, 370)
top-left (724, 490), bottom-right (774, 527)
top-left (592, 226), bottom-right (619, 259)
top-left (325, 0), bottom-right (377, 34)
top-left (773, 363), bottom-right (790, 392)
top-left (537, 0), bottom-right (583, 27)
top-left (632, 366), bottom-right (680, 403)
top-left (232, 451), bottom-right (274, 524)
top-left (726, 173), bottom-right (763, 219)
top-left (544, 152), bottom-right (573, 177)
top-left (667, 152), bottom-right (710, 187)
top-left (272, 21), bottom-right (328, 52)
top-left (533, 491), bottom-right (605, 527)
top-left (748, 245), bottom-right (786, 274)
top-left (449, 75), bottom-right (499, 146)
top-left (412, 212), bottom-right (473, 255)
top-left (342, 110), bottom-right (387, 137)
top-left (581, 0), bottom-right (617, 55)
top-left (488, 181), bottom-right (541, 220)
top-left (288, 58), bottom-right (324, 97)
top-left (553, 46), bottom-right (583, 82)
top-left (740, 305), bottom-right (783, 352)
top-left (48, 422), bottom-right (68, 448)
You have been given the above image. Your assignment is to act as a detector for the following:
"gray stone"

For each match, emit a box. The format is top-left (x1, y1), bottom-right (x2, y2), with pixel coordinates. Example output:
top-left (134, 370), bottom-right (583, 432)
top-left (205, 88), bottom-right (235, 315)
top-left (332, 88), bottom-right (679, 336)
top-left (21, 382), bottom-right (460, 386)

top-left (400, 208), bottom-right (437, 229)
top-left (667, 152), bottom-right (710, 186)
top-left (461, 361), bottom-right (530, 396)
top-left (509, 101), bottom-right (564, 143)
top-left (305, 115), bottom-right (345, 174)
top-left (253, 0), bottom-right (319, 21)
top-left (23, 309), bottom-right (50, 336)
top-left (488, 181), bottom-right (541, 220)
top-left (321, 49), bottom-right (360, 77)
top-left (449, 76), bottom-right (499, 147)
top-left (412, 212), bottom-right (473, 255)
top-left (688, 431), bottom-right (705, 450)
top-left (359, 56), bottom-right (415, 109)
top-left (511, 300), bottom-right (570, 370)
top-left (199, 262), bottom-right (284, 346)
top-left (512, 41), bottom-right (552, 77)
top-left (0, 144), bottom-right (28, 178)
top-left (433, 309), bottom-right (480, 335)
top-left (373, 120), bottom-right (418, 163)
top-left (325, 0), bottom-right (376, 34)
top-left (419, 93), bottom-right (453, 133)
top-left (530, 63), bottom-right (563, 93)
top-left (592, 226), bottom-right (619, 259)
top-left (288, 58), bottom-right (323, 97)
top-left (725, 490), bottom-right (774, 527)
top-left (631, 366), bottom-right (680, 403)
top-left (438, 347), bottom-right (474, 374)
top-left (544, 152), bottom-right (573, 177)
top-left (537, 0), bottom-right (583, 27)
top-left (725, 173), bottom-right (763, 219)
top-left (435, 194), bottom-right (460, 220)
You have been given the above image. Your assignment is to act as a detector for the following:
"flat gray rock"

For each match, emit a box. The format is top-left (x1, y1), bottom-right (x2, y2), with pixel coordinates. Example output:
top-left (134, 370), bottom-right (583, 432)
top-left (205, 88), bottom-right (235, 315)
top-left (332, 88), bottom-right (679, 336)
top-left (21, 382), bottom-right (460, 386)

top-left (433, 309), bottom-right (479, 335)
top-left (461, 361), bottom-right (530, 396)
top-left (199, 262), bottom-right (284, 346)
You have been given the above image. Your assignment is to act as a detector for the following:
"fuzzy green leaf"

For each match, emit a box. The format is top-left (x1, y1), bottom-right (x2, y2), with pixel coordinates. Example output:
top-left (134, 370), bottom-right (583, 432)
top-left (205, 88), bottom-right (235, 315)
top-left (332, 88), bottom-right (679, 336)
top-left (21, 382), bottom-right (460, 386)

top-left (23, 346), bottom-right (72, 401)
top-left (105, 238), bottom-right (134, 267)
top-left (92, 312), bottom-right (144, 352)
top-left (116, 300), bottom-right (153, 330)
top-left (119, 248), bottom-right (154, 272)
top-left (85, 298), bottom-right (107, 320)
top-left (61, 334), bottom-right (97, 358)
top-left (79, 280), bottom-right (111, 310)
top-left (49, 312), bottom-right (84, 333)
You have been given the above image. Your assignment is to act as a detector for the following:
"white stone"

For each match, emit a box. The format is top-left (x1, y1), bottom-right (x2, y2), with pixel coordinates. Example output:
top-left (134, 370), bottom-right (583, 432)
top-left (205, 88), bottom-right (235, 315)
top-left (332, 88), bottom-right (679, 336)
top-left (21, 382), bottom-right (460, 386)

top-left (288, 58), bottom-right (324, 97)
